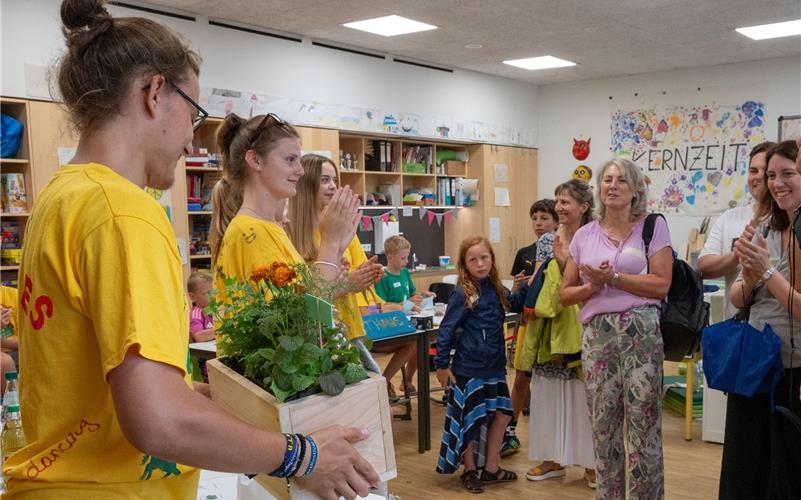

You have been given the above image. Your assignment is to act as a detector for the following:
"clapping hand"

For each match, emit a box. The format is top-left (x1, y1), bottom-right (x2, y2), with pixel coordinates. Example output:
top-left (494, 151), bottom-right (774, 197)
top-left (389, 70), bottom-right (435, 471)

top-left (578, 260), bottom-right (614, 287)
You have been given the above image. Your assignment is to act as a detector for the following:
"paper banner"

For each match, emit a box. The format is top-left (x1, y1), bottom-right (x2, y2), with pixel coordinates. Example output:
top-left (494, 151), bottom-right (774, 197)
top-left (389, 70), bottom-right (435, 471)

top-left (361, 216), bottom-right (372, 231)
top-left (427, 211), bottom-right (436, 225)
top-left (391, 208), bottom-right (398, 218)
top-left (435, 213), bottom-right (443, 226)
top-left (382, 213), bottom-right (390, 223)
top-left (452, 208), bottom-right (459, 219)
top-left (444, 211), bottom-right (453, 223)
top-left (419, 207), bottom-right (427, 220)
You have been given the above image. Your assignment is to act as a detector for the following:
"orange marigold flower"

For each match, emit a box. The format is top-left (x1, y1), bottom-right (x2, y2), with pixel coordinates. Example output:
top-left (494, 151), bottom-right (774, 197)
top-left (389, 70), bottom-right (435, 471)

top-left (270, 262), bottom-right (296, 288)
top-left (250, 265), bottom-right (271, 283)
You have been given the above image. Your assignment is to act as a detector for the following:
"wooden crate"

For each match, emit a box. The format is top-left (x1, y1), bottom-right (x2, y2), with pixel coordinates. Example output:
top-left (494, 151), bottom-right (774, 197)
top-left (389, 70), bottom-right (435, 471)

top-left (207, 358), bottom-right (396, 499)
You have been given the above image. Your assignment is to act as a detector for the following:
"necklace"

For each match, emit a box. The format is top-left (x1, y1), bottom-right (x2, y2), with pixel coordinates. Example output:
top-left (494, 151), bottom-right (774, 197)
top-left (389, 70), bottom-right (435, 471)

top-left (239, 205), bottom-right (276, 223)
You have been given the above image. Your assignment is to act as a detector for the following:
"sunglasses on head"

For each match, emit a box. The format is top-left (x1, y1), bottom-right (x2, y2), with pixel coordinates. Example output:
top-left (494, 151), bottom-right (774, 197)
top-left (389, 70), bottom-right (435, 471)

top-left (249, 113), bottom-right (292, 145)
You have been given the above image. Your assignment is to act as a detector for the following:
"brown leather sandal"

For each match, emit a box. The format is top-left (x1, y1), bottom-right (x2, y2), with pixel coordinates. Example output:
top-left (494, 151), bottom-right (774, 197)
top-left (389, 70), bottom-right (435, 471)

top-left (480, 467), bottom-right (517, 484)
top-left (460, 469), bottom-right (484, 493)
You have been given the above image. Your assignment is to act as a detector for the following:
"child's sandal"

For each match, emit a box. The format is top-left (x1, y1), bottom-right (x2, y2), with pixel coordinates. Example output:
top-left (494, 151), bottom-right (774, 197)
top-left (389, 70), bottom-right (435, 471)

top-left (480, 467), bottom-right (517, 484)
top-left (460, 469), bottom-right (484, 493)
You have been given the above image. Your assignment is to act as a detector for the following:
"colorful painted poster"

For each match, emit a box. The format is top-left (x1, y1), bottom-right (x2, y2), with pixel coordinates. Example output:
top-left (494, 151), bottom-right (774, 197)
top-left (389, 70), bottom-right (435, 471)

top-left (611, 102), bottom-right (766, 215)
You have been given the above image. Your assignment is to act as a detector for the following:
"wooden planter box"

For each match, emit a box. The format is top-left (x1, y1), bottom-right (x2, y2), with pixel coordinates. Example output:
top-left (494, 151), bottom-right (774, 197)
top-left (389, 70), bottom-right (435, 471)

top-left (207, 358), bottom-right (397, 499)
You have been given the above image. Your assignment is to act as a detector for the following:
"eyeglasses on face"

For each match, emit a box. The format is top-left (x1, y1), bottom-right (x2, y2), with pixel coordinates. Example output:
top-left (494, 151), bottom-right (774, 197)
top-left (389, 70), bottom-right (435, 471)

top-left (141, 81), bottom-right (209, 131)
top-left (170, 84), bottom-right (209, 131)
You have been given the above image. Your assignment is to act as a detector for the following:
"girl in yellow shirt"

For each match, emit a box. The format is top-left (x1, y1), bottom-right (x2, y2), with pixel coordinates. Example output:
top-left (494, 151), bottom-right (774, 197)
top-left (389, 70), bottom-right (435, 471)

top-left (209, 116), bottom-right (362, 291)
top-left (286, 154), bottom-right (385, 341)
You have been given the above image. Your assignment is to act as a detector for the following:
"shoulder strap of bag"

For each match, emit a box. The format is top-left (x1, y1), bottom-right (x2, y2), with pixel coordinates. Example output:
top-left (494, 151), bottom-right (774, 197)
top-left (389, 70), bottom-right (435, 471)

top-left (642, 213), bottom-right (664, 273)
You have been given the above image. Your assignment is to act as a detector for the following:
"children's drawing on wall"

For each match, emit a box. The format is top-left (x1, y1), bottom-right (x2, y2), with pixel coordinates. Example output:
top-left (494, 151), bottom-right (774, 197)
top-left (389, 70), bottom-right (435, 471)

top-left (611, 101), bottom-right (766, 216)
top-left (199, 86), bottom-right (537, 146)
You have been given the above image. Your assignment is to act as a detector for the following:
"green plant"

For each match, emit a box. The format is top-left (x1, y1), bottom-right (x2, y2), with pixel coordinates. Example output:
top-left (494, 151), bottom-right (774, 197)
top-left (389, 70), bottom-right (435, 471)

top-left (210, 262), bottom-right (367, 402)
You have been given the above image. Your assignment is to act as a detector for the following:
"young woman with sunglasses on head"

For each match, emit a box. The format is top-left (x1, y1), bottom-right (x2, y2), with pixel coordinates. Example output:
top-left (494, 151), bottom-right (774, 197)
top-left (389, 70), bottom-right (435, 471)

top-left (210, 115), bottom-right (362, 287)
top-left (3, 1), bottom-right (378, 498)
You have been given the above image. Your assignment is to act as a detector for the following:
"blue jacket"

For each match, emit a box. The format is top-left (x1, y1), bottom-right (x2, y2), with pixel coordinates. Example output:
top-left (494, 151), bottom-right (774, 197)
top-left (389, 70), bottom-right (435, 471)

top-left (434, 279), bottom-right (525, 379)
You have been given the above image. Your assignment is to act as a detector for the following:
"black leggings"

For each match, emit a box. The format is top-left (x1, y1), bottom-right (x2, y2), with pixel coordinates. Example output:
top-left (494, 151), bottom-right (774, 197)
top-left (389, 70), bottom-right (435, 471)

top-left (719, 367), bottom-right (801, 500)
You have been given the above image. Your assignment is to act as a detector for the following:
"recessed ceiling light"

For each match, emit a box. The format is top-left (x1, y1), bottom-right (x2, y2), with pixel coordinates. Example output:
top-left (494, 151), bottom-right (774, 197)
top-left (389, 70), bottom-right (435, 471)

top-left (736, 19), bottom-right (801, 40)
top-left (502, 55), bottom-right (576, 71)
top-left (465, 43), bottom-right (483, 49)
top-left (343, 15), bottom-right (437, 37)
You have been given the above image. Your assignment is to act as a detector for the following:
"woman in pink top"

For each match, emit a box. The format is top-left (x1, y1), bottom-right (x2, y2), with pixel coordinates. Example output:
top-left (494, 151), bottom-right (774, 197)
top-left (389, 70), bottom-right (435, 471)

top-left (560, 158), bottom-right (673, 500)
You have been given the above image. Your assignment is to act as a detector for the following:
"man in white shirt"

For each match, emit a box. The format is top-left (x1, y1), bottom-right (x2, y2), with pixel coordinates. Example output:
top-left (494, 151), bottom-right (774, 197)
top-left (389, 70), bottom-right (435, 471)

top-left (697, 141), bottom-right (775, 318)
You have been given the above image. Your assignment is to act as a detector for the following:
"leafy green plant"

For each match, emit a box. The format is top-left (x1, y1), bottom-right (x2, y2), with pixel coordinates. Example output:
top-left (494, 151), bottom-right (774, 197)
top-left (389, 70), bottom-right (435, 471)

top-left (210, 262), bottom-right (367, 402)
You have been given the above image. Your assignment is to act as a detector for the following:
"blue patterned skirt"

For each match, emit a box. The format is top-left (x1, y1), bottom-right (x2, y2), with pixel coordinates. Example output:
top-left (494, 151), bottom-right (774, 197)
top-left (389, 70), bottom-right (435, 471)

top-left (436, 375), bottom-right (513, 474)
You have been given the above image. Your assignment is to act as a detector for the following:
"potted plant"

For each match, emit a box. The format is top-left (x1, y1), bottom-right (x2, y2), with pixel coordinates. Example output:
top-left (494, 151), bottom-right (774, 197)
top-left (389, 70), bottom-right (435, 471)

top-left (206, 262), bottom-right (396, 499)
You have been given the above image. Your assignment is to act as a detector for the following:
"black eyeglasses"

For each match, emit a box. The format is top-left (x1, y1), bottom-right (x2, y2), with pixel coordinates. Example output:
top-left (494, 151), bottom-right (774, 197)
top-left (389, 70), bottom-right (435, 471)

top-left (171, 84), bottom-right (209, 131)
top-left (141, 81), bottom-right (209, 131)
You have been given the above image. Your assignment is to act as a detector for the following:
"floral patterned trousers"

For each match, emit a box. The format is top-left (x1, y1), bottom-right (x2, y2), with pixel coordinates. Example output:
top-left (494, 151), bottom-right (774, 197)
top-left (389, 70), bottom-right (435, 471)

top-left (582, 305), bottom-right (664, 500)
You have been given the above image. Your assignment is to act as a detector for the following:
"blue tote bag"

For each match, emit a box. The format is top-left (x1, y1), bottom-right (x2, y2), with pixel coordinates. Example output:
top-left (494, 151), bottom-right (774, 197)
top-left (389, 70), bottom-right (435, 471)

top-left (702, 317), bottom-right (784, 398)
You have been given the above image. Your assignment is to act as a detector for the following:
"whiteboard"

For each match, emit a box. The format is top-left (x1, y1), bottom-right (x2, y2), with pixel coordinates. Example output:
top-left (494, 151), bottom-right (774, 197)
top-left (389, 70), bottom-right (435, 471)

top-left (778, 115), bottom-right (801, 142)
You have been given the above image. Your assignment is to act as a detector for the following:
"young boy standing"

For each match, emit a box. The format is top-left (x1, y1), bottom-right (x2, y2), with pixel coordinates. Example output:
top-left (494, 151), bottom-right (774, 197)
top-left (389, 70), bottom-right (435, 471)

top-left (504, 199), bottom-right (558, 456)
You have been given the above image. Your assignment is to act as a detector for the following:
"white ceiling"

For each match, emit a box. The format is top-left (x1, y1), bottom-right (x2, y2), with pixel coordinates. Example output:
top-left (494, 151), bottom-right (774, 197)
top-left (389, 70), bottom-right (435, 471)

top-left (135, 0), bottom-right (801, 85)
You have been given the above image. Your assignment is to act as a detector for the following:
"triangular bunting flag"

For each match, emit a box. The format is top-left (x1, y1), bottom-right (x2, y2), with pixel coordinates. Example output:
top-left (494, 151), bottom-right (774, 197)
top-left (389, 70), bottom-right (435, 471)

top-left (452, 208), bottom-right (459, 219)
top-left (382, 213), bottom-right (390, 223)
top-left (427, 211), bottom-right (435, 225)
top-left (444, 211), bottom-right (453, 223)
top-left (361, 216), bottom-right (372, 231)
top-left (419, 207), bottom-right (427, 220)
top-left (435, 213), bottom-right (443, 226)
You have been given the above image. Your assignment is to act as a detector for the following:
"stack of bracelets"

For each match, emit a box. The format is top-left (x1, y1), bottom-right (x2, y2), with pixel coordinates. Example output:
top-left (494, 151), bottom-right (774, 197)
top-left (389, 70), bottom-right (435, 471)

top-left (268, 433), bottom-right (318, 488)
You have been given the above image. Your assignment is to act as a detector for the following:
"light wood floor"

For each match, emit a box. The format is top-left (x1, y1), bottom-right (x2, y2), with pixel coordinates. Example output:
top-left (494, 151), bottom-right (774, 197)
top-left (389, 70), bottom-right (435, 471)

top-left (377, 356), bottom-right (723, 499)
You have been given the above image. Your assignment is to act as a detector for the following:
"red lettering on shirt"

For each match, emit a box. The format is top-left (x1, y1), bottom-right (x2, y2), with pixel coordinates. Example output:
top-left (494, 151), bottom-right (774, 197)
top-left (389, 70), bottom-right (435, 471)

top-left (19, 275), bottom-right (54, 330)
top-left (30, 295), bottom-right (54, 330)
top-left (20, 275), bottom-right (32, 315)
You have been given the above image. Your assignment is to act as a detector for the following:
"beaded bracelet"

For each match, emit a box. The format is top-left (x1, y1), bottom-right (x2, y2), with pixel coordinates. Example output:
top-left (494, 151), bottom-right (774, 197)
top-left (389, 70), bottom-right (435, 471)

top-left (288, 433), bottom-right (307, 478)
top-left (300, 436), bottom-right (318, 478)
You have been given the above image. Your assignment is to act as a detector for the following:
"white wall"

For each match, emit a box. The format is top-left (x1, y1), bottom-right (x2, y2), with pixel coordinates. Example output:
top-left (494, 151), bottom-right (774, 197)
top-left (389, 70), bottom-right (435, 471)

top-left (0, 0), bottom-right (540, 138)
top-left (537, 56), bottom-right (801, 254)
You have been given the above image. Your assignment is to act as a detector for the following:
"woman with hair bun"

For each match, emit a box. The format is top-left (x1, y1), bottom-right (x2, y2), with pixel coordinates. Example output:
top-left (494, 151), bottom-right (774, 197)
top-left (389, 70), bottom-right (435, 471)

top-left (3, 1), bottom-right (378, 498)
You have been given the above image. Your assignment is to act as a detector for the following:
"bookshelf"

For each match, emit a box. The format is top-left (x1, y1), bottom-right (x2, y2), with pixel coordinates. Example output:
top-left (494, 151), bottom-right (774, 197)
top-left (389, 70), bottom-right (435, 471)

top-left (1, 97), bottom-right (34, 286)
top-left (181, 118), bottom-right (223, 276)
top-left (338, 134), bottom-right (470, 208)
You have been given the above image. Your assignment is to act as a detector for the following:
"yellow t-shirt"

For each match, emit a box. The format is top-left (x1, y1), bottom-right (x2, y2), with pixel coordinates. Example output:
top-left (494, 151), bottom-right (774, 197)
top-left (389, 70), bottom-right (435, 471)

top-left (312, 232), bottom-right (382, 340)
top-left (214, 214), bottom-right (303, 292)
top-left (4, 163), bottom-right (198, 499)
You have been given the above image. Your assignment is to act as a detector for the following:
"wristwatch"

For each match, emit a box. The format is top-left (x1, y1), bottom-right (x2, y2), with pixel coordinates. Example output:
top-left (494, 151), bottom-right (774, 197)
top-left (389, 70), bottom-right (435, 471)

top-left (761, 266), bottom-right (777, 283)
top-left (610, 272), bottom-right (621, 287)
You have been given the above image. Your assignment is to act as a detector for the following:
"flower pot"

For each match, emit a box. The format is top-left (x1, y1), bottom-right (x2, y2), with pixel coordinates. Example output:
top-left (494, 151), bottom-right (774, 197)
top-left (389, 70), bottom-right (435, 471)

top-left (206, 358), bottom-right (397, 499)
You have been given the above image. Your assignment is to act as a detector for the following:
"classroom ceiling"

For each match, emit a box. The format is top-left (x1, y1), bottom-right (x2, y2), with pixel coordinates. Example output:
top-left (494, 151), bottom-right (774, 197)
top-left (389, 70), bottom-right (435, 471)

top-left (139, 0), bottom-right (801, 85)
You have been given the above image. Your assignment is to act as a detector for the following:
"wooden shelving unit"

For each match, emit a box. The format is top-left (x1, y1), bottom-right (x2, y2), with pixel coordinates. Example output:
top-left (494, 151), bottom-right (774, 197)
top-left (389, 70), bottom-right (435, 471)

top-left (1, 97), bottom-right (34, 286)
top-left (338, 134), bottom-right (470, 208)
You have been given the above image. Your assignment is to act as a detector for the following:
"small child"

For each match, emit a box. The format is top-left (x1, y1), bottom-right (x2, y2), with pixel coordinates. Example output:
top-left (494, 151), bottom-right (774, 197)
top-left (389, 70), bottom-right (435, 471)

top-left (374, 235), bottom-right (434, 399)
top-left (435, 235), bottom-right (527, 493)
top-left (375, 235), bottom-right (434, 309)
top-left (187, 272), bottom-right (215, 343)
top-left (505, 198), bottom-right (558, 456)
